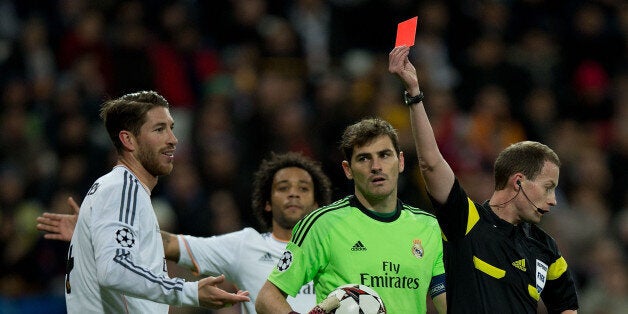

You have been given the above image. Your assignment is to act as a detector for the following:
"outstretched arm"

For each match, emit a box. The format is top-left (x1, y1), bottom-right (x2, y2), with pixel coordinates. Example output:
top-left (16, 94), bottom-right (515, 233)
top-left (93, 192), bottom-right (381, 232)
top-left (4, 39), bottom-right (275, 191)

top-left (198, 274), bottom-right (250, 309)
top-left (161, 231), bottom-right (180, 261)
top-left (36, 196), bottom-right (79, 241)
top-left (388, 46), bottom-right (455, 204)
top-left (37, 196), bottom-right (183, 264)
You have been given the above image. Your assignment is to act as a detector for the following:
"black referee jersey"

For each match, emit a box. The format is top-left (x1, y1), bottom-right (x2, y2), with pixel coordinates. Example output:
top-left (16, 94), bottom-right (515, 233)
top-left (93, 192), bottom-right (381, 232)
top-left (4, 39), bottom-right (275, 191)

top-left (431, 179), bottom-right (579, 313)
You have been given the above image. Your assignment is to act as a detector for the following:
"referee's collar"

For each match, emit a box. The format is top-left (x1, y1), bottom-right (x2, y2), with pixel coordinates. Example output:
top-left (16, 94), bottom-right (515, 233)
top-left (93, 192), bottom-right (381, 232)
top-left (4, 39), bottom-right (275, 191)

top-left (349, 195), bottom-right (402, 222)
top-left (482, 200), bottom-right (517, 236)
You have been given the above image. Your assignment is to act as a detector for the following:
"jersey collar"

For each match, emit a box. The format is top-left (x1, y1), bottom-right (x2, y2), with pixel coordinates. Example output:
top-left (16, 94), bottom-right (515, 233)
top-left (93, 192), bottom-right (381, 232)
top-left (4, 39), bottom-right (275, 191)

top-left (349, 195), bottom-right (402, 222)
top-left (481, 200), bottom-right (517, 236)
top-left (113, 165), bottom-right (151, 195)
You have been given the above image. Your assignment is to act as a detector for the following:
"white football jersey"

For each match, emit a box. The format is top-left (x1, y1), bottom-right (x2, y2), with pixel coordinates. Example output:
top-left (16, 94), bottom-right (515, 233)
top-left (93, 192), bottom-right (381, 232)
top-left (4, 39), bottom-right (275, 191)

top-left (66, 166), bottom-right (198, 313)
top-left (179, 228), bottom-right (315, 313)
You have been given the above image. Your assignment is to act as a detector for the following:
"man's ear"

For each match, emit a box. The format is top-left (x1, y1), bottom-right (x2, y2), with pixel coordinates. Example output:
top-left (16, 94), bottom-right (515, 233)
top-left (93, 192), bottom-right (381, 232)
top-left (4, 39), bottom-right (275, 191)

top-left (119, 130), bottom-right (136, 151)
top-left (342, 160), bottom-right (352, 180)
top-left (264, 201), bottom-right (272, 213)
top-left (398, 151), bottom-right (405, 173)
top-left (513, 173), bottom-right (525, 190)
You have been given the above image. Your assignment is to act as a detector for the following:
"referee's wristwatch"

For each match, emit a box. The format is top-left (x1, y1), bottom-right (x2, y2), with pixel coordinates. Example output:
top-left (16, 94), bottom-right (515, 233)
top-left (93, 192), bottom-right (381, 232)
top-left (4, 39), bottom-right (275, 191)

top-left (403, 90), bottom-right (424, 106)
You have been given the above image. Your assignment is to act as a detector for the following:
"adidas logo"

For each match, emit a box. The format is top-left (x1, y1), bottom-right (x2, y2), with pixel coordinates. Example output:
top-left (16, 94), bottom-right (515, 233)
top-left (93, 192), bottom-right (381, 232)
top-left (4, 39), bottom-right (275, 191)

top-left (259, 252), bottom-right (275, 262)
top-left (512, 259), bottom-right (526, 271)
top-left (351, 241), bottom-right (367, 251)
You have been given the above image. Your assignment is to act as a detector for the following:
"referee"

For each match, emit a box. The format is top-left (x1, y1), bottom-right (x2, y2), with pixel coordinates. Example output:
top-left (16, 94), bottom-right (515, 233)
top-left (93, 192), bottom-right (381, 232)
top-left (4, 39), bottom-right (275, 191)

top-left (389, 46), bottom-right (579, 313)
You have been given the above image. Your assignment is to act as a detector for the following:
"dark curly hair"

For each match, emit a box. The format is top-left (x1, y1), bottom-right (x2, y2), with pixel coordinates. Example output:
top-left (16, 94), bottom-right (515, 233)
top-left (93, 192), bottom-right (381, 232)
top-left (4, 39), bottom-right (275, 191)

top-left (251, 152), bottom-right (332, 231)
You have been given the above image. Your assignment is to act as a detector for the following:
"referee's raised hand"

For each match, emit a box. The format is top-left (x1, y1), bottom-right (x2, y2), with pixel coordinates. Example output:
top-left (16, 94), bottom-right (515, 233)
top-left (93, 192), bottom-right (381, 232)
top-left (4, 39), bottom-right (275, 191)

top-left (388, 46), bottom-right (420, 96)
top-left (36, 196), bottom-right (80, 242)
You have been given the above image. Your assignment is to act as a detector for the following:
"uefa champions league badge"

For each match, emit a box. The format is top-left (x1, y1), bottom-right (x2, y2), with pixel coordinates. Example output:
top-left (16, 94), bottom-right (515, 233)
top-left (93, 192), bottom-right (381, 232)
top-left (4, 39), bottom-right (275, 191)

top-left (276, 250), bottom-right (293, 271)
top-left (115, 227), bottom-right (136, 248)
top-left (412, 239), bottom-right (424, 259)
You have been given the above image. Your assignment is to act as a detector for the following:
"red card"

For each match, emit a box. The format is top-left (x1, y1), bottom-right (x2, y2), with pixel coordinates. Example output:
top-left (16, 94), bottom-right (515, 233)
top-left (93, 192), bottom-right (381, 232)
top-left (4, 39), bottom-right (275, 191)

top-left (395, 16), bottom-right (418, 47)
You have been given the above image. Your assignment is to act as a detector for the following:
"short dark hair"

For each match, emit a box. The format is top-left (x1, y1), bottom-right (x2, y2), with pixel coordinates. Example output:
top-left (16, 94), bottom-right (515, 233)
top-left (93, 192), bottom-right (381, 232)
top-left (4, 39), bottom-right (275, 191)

top-left (251, 152), bottom-right (332, 231)
top-left (99, 91), bottom-right (170, 153)
top-left (494, 141), bottom-right (561, 190)
top-left (339, 117), bottom-right (401, 164)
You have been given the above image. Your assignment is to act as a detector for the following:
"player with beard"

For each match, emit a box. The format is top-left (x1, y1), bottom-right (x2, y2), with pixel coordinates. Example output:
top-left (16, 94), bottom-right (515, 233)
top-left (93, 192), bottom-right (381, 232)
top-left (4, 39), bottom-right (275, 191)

top-left (37, 152), bottom-right (332, 313)
top-left (62, 91), bottom-right (249, 313)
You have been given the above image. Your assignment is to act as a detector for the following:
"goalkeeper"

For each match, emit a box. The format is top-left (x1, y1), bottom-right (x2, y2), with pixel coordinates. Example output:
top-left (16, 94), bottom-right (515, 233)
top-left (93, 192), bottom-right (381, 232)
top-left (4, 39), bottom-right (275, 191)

top-left (256, 118), bottom-right (447, 313)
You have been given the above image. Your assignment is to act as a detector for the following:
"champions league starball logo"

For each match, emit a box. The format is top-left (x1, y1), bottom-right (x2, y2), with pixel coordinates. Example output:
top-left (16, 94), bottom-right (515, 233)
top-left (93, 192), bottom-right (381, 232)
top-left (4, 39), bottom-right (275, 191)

top-left (115, 227), bottom-right (136, 248)
top-left (276, 250), bottom-right (293, 271)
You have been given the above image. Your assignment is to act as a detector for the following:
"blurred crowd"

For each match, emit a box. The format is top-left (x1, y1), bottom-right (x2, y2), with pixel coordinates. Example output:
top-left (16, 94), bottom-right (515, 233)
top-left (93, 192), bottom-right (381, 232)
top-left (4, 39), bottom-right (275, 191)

top-left (0, 0), bottom-right (626, 313)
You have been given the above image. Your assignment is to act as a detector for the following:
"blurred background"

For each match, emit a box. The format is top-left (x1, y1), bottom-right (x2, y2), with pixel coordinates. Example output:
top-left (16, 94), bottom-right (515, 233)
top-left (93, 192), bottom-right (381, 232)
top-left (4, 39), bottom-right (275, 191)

top-left (0, 0), bottom-right (626, 313)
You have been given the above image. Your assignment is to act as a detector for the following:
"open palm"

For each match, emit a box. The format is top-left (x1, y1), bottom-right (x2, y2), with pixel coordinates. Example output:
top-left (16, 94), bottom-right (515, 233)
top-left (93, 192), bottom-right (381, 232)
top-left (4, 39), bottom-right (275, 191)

top-left (36, 196), bottom-right (80, 242)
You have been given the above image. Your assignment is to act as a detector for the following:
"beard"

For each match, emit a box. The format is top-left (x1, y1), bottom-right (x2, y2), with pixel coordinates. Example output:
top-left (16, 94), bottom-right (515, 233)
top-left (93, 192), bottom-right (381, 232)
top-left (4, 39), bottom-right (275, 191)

top-left (274, 212), bottom-right (302, 230)
top-left (137, 143), bottom-right (173, 177)
top-left (274, 206), bottom-right (313, 230)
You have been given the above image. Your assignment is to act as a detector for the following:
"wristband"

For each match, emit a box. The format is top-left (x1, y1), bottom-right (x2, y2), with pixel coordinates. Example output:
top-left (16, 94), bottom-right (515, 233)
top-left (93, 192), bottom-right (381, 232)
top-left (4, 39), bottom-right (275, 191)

top-left (404, 90), bottom-right (424, 106)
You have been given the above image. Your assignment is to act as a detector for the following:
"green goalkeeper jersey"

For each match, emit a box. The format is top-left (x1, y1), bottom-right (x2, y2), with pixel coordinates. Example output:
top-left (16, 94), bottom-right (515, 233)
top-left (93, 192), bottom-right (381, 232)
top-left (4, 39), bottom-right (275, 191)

top-left (268, 195), bottom-right (445, 313)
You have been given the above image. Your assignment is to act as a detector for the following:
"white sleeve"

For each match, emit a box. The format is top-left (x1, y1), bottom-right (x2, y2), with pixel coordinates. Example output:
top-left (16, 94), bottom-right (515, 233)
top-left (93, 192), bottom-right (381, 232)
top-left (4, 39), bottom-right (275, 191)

top-left (91, 182), bottom-right (199, 307)
top-left (178, 229), bottom-right (248, 279)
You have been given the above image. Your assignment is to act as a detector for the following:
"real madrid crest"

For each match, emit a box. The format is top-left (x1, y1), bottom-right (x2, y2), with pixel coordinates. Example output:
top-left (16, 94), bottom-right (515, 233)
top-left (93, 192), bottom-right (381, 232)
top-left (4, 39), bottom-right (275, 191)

top-left (412, 239), bottom-right (424, 259)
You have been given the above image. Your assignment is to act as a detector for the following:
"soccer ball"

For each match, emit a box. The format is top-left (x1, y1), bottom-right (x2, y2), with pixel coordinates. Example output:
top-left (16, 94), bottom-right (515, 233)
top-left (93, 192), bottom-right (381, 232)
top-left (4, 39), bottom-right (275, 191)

top-left (327, 284), bottom-right (386, 314)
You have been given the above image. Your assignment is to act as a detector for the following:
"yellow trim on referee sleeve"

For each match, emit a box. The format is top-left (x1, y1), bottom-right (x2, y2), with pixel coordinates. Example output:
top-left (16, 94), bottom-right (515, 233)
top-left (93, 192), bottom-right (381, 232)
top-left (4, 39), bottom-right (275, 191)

top-left (466, 198), bottom-right (479, 235)
top-left (528, 284), bottom-right (540, 301)
top-left (547, 256), bottom-right (568, 280)
top-left (473, 256), bottom-right (506, 279)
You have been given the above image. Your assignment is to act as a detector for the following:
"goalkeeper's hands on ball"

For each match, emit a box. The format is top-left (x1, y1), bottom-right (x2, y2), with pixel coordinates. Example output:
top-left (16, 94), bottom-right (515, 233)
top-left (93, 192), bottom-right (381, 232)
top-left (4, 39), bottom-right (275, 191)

top-left (307, 294), bottom-right (340, 314)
